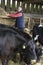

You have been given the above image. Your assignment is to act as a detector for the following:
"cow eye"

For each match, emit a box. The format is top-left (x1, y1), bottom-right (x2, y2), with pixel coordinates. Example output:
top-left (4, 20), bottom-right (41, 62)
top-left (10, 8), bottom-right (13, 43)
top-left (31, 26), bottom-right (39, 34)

top-left (22, 45), bottom-right (26, 49)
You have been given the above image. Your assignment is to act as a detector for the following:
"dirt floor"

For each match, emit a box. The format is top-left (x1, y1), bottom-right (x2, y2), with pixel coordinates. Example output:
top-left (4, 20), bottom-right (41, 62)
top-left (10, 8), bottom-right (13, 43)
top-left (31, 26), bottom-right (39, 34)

top-left (0, 57), bottom-right (43, 65)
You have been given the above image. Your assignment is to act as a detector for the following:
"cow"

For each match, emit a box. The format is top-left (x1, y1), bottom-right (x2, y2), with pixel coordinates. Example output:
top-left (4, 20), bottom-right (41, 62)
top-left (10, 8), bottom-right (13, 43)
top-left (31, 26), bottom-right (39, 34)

top-left (12, 28), bottom-right (42, 63)
top-left (32, 23), bottom-right (43, 62)
top-left (0, 24), bottom-right (37, 65)
top-left (32, 23), bottom-right (43, 46)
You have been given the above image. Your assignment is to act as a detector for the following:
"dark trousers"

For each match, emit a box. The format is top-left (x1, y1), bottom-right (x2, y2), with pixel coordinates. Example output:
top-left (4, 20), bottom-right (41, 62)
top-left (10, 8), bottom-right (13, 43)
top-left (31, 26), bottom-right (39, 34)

top-left (18, 27), bottom-right (24, 31)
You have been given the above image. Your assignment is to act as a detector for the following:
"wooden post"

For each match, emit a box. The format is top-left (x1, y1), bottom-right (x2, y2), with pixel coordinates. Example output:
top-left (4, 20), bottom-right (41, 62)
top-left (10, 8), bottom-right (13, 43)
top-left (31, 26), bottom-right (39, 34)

top-left (27, 3), bottom-right (30, 13)
top-left (28, 17), bottom-right (31, 31)
top-left (12, 0), bottom-right (15, 11)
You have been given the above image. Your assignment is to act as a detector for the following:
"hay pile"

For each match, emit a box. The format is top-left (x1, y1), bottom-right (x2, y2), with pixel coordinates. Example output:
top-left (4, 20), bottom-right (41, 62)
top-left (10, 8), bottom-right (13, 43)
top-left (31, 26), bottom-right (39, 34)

top-left (0, 7), bottom-right (8, 15)
top-left (0, 7), bottom-right (15, 26)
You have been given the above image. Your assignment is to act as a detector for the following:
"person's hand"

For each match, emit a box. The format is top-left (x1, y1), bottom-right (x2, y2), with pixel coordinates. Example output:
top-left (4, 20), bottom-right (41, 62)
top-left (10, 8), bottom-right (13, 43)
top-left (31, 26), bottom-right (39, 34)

top-left (6, 13), bottom-right (9, 16)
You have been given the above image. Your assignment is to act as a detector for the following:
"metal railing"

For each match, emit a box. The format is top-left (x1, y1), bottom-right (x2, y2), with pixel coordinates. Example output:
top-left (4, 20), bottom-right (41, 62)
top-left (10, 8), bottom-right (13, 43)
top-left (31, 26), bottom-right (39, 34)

top-left (0, 0), bottom-right (43, 14)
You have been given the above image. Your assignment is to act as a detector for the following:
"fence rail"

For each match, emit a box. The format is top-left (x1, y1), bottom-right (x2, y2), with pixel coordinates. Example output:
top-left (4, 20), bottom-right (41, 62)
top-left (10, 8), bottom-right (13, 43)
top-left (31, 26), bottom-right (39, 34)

top-left (0, 0), bottom-right (43, 31)
top-left (0, 0), bottom-right (43, 14)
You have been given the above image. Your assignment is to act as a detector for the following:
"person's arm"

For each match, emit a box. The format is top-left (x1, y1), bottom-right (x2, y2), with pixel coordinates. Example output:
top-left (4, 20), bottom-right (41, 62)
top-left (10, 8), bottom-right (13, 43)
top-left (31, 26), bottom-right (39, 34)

top-left (8, 12), bottom-right (22, 18)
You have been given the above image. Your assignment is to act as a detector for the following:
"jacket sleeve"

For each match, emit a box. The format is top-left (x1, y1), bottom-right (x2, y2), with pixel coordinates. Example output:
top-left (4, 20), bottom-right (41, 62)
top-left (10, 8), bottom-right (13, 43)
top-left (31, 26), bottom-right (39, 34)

top-left (8, 12), bottom-right (22, 18)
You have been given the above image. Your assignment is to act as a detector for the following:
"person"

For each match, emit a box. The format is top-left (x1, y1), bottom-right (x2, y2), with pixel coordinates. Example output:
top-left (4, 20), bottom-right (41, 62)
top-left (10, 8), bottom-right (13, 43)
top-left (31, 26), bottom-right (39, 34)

top-left (7, 6), bottom-right (25, 31)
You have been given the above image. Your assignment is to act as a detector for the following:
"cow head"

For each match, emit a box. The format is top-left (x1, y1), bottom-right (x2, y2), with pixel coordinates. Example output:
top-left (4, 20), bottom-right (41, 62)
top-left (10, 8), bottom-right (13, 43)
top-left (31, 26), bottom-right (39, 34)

top-left (22, 39), bottom-right (37, 64)
top-left (28, 39), bottom-right (37, 58)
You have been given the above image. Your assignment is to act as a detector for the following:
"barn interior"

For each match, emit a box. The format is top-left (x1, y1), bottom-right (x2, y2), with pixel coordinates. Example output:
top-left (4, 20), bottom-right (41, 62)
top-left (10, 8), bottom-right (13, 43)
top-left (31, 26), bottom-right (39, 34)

top-left (0, 0), bottom-right (43, 65)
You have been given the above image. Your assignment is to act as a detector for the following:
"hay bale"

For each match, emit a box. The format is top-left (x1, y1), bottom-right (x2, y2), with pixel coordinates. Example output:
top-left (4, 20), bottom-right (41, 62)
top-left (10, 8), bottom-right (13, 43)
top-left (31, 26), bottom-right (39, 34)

top-left (0, 7), bottom-right (8, 15)
top-left (0, 7), bottom-right (15, 26)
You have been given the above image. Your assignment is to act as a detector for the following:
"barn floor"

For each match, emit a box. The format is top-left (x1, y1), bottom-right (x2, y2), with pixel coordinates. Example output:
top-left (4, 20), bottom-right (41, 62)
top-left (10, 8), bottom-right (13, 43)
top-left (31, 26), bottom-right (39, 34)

top-left (0, 55), bottom-right (43, 65)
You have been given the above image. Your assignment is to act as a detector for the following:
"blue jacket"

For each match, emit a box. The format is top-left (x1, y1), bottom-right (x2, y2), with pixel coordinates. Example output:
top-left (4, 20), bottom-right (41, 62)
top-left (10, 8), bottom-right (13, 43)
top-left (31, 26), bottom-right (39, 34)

top-left (15, 11), bottom-right (25, 29)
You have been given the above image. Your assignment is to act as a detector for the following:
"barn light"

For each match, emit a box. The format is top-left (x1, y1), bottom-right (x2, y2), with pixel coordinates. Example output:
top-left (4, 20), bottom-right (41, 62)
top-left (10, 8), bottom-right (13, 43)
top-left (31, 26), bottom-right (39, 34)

top-left (15, 0), bottom-right (17, 7)
top-left (5, 0), bottom-right (7, 6)
top-left (0, 0), bottom-right (1, 5)
top-left (10, 0), bottom-right (12, 7)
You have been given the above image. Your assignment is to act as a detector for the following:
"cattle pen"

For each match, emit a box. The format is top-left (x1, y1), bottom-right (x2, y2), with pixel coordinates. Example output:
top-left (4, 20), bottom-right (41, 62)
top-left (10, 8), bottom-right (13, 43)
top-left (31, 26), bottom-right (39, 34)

top-left (0, 0), bottom-right (43, 65)
top-left (0, 7), bottom-right (43, 65)
top-left (0, 16), bottom-right (43, 65)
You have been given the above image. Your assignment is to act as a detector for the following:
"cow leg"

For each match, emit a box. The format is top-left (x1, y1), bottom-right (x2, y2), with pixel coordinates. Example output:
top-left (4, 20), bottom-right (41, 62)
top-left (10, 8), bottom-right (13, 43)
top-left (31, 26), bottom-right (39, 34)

top-left (1, 58), bottom-right (8, 65)
top-left (1, 55), bottom-right (8, 65)
top-left (27, 61), bottom-right (32, 65)
top-left (24, 59), bottom-right (32, 65)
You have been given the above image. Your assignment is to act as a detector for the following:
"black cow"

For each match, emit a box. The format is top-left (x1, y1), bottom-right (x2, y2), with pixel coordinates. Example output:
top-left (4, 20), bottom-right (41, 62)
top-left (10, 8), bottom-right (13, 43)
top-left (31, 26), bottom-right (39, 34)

top-left (32, 24), bottom-right (43, 62)
top-left (0, 24), bottom-right (37, 65)
top-left (12, 25), bottom-right (42, 63)
top-left (32, 24), bottom-right (43, 46)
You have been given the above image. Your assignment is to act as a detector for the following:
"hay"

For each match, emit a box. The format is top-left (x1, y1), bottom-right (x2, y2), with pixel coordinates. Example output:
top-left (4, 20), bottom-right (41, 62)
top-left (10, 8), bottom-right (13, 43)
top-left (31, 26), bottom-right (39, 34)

top-left (0, 7), bottom-right (8, 15)
top-left (0, 7), bottom-right (15, 25)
